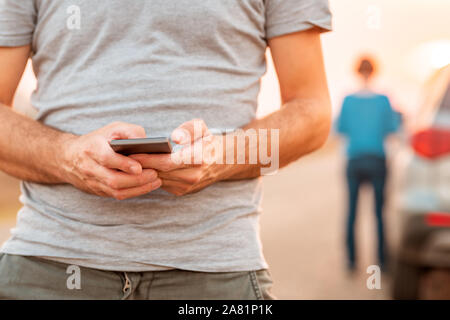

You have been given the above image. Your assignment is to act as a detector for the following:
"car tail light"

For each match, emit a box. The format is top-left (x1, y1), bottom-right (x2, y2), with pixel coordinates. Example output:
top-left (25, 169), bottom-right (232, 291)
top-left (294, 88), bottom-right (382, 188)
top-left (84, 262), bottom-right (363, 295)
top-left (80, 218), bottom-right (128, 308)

top-left (425, 212), bottom-right (450, 227)
top-left (411, 128), bottom-right (450, 159)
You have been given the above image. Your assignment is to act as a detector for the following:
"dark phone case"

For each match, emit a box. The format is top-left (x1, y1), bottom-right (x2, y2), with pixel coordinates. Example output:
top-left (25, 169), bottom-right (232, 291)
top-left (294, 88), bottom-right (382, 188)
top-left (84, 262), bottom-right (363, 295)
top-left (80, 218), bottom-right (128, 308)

top-left (110, 138), bottom-right (172, 155)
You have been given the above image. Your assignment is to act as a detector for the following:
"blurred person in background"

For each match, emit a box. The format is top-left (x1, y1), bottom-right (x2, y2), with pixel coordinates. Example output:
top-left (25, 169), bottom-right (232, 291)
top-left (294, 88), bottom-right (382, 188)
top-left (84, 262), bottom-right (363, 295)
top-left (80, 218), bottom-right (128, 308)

top-left (337, 56), bottom-right (400, 272)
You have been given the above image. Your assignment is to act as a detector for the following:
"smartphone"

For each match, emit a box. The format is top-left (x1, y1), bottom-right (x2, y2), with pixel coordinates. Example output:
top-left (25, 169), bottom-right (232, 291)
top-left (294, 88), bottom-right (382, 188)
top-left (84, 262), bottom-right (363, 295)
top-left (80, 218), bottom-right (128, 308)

top-left (110, 137), bottom-right (172, 155)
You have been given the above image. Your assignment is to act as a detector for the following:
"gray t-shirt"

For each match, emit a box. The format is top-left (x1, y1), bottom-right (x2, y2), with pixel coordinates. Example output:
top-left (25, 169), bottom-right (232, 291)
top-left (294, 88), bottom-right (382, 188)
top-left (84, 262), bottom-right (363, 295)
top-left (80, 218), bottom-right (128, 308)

top-left (0, 0), bottom-right (331, 272)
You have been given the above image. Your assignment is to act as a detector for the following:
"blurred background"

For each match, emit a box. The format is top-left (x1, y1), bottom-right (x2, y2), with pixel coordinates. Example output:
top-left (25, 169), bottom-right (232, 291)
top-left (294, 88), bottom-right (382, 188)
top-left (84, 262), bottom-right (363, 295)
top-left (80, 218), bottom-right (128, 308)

top-left (2, 0), bottom-right (450, 299)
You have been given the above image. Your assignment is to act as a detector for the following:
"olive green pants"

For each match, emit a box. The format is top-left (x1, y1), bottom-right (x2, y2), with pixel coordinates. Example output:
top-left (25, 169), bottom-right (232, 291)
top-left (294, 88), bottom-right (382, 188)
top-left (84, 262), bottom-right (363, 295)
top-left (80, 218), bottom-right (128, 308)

top-left (0, 254), bottom-right (274, 300)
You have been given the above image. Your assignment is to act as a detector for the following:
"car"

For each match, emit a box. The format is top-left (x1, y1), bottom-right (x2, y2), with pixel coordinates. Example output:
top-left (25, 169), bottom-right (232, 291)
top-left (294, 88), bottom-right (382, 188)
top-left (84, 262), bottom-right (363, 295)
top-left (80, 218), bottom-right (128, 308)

top-left (392, 64), bottom-right (450, 299)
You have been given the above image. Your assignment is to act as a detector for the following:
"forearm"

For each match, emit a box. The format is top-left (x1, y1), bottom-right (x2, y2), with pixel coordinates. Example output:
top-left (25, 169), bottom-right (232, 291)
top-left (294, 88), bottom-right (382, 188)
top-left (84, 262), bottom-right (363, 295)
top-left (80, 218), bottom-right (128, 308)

top-left (221, 96), bottom-right (331, 180)
top-left (0, 105), bottom-right (74, 183)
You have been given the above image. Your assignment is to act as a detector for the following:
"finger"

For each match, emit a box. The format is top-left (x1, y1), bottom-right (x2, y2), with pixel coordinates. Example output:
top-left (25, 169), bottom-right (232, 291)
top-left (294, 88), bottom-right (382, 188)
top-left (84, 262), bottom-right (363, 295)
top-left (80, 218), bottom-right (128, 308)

top-left (93, 143), bottom-right (143, 175)
top-left (101, 178), bottom-right (162, 200)
top-left (158, 168), bottom-right (202, 184)
top-left (171, 138), bottom-right (215, 166)
top-left (84, 133), bottom-right (144, 174)
top-left (129, 153), bottom-right (190, 172)
top-left (106, 121), bottom-right (146, 140)
top-left (96, 167), bottom-right (159, 190)
top-left (160, 179), bottom-right (202, 196)
top-left (129, 136), bottom-right (213, 171)
top-left (161, 179), bottom-right (189, 196)
top-left (171, 119), bottom-right (211, 145)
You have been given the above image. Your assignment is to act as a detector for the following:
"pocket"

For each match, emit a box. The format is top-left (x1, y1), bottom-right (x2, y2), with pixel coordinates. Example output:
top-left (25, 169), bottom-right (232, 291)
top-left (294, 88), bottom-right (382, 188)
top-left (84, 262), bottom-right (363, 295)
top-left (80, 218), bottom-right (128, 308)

top-left (249, 269), bottom-right (276, 300)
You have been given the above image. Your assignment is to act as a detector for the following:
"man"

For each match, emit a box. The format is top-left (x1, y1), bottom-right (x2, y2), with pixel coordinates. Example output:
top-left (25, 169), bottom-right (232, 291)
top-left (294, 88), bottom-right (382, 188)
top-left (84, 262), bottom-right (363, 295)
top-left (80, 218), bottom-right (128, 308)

top-left (0, 0), bottom-right (332, 299)
top-left (337, 57), bottom-right (400, 272)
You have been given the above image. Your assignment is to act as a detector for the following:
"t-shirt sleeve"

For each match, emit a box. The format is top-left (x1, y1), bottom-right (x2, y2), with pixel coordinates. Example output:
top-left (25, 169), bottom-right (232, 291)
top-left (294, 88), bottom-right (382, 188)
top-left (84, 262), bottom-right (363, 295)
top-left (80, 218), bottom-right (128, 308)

top-left (0, 0), bottom-right (36, 46)
top-left (336, 96), bottom-right (350, 135)
top-left (265, 0), bottom-right (332, 39)
top-left (382, 96), bottom-right (401, 134)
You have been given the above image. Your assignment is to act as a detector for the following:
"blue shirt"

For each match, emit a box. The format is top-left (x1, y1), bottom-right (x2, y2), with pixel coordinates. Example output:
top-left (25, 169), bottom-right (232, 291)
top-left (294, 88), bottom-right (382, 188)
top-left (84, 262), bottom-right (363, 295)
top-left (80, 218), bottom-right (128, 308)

top-left (337, 93), bottom-right (400, 159)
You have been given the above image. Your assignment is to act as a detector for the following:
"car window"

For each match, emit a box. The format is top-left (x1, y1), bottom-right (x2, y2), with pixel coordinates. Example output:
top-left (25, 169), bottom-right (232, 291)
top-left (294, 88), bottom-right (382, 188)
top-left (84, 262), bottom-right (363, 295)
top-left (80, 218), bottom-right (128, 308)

top-left (439, 83), bottom-right (450, 112)
top-left (433, 82), bottom-right (450, 128)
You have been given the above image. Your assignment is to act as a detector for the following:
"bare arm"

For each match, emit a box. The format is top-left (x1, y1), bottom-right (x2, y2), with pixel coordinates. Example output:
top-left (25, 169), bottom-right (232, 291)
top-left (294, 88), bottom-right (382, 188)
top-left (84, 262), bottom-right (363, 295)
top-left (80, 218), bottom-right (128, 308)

top-left (0, 46), bottom-right (161, 199)
top-left (0, 45), bottom-right (65, 183)
top-left (226, 28), bottom-right (331, 179)
top-left (132, 29), bottom-right (332, 195)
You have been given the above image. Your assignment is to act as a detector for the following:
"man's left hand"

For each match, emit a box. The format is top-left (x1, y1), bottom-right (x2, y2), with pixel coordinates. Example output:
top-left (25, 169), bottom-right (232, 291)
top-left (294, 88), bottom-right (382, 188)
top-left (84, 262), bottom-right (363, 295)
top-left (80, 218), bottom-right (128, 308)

top-left (130, 119), bottom-right (225, 196)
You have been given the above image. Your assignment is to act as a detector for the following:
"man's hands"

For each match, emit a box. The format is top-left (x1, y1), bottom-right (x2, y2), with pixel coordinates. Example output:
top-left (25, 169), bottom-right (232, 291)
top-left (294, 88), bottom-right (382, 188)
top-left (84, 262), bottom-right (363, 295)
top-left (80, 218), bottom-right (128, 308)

top-left (60, 119), bottom-right (222, 198)
top-left (60, 122), bottom-right (162, 200)
top-left (130, 119), bottom-right (225, 196)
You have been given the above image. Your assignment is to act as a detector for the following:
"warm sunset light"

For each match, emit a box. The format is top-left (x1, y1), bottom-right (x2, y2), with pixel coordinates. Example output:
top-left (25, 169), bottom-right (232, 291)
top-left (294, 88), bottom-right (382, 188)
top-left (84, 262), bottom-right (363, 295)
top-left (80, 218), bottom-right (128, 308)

top-left (406, 40), bottom-right (450, 82)
top-left (259, 0), bottom-right (450, 118)
top-left (429, 42), bottom-right (450, 69)
top-left (2, 0), bottom-right (450, 303)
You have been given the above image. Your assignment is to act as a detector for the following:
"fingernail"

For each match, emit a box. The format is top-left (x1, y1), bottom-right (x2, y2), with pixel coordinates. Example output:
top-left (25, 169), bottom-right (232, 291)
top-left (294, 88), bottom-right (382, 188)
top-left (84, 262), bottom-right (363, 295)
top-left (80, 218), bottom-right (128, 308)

top-left (153, 179), bottom-right (162, 188)
top-left (130, 165), bottom-right (141, 174)
top-left (149, 169), bottom-right (158, 179)
top-left (172, 129), bottom-right (187, 143)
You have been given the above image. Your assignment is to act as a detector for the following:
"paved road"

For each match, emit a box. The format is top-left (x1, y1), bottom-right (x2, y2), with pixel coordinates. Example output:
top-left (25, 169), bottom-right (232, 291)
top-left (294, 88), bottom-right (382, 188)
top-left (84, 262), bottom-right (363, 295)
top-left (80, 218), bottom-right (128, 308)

top-left (0, 143), bottom-right (401, 299)
top-left (260, 146), bottom-right (401, 299)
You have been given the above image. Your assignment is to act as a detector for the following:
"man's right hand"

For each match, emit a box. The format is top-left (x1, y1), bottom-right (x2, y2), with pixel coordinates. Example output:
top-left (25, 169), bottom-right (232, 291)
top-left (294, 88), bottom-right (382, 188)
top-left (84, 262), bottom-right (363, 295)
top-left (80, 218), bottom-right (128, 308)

top-left (59, 122), bottom-right (162, 200)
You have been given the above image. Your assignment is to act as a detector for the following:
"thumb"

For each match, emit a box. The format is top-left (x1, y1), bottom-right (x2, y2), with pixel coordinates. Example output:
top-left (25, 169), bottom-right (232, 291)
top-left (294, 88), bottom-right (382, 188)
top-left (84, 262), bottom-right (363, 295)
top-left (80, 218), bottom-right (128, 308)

top-left (171, 119), bottom-right (210, 145)
top-left (106, 122), bottom-right (146, 140)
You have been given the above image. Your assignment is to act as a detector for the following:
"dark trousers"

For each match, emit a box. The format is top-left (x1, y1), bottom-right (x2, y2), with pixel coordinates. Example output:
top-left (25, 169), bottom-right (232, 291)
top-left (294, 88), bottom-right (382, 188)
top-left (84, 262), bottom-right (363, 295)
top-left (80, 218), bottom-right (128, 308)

top-left (345, 154), bottom-right (387, 269)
